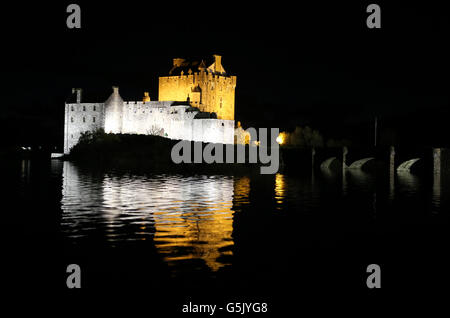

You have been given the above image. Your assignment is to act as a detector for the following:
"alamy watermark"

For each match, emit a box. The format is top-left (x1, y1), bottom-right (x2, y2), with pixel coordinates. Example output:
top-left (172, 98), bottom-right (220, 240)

top-left (66, 264), bottom-right (81, 288)
top-left (66, 4), bottom-right (81, 29)
top-left (171, 128), bottom-right (280, 174)
top-left (366, 4), bottom-right (381, 29)
top-left (366, 264), bottom-right (381, 288)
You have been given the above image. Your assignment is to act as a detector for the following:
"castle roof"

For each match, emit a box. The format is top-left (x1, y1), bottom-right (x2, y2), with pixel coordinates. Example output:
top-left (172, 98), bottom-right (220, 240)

top-left (169, 60), bottom-right (201, 75)
top-left (168, 55), bottom-right (227, 76)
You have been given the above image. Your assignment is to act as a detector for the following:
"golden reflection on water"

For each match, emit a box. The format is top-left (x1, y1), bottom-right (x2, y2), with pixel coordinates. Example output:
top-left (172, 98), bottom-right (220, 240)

top-left (234, 176), bottom-right (250, 202)
top-left (152, 200), bottom-right (234, 272)
top-left (275, 173), bottom-right (286, 208)
top-left (154, 176), bottom-right (252, 271)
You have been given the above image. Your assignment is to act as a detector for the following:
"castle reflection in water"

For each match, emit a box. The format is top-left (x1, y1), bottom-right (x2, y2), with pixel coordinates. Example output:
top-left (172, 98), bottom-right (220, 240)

top-left (61, 162), bottom-right (251, 272)
top-left (57, 159), bottom-right (444, 274)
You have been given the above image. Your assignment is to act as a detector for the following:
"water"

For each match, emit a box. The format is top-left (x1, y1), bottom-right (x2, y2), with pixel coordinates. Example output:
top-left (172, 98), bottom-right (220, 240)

top-left (61, 163), bottom-right (236, 272)
top-left (4, 159), bottom-right (450, 301)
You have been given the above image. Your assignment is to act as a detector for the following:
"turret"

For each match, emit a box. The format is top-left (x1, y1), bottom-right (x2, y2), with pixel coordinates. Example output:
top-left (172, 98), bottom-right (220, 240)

top-left (104, 86), bottom-right (124, 133)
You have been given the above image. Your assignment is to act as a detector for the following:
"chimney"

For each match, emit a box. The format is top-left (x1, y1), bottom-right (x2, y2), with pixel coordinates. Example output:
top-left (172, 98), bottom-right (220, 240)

top-left (212, 54), bottom-right (225, 74)
top-left (213, 54), bottom-right (223, 73)
top-left (213, 54), bottom-right (222, 67)
top-left (72, 88), bottom-right (82, 103)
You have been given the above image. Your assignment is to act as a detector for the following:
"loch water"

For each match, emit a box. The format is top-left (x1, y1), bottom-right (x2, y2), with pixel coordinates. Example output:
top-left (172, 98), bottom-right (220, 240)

top-left (4, 159), bottom-right (449, 308)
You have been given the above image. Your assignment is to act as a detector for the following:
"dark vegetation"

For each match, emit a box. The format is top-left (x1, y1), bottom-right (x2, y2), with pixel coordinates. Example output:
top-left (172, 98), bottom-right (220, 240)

top-left (68, 129), bottom-right (260, 174)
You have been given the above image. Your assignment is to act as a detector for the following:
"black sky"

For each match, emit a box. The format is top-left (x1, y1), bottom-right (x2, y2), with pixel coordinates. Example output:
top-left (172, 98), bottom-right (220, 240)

top-left (1, 1), bottom-right (449, 149)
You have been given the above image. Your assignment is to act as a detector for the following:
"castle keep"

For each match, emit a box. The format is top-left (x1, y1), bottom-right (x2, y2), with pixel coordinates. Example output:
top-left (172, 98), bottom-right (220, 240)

top-left (64, 55), bottom-right (236, 154)
top-left (159, 55), bottom-right (236, 121)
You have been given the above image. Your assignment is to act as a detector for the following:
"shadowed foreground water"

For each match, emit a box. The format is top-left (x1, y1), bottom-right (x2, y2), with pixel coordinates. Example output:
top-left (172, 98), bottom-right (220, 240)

top-left (4, 159), bottom-right (450, 307)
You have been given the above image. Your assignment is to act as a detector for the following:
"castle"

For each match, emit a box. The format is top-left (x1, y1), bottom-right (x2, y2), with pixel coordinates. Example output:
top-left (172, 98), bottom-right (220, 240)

top-left (64, 55), bottom-right (236, 154)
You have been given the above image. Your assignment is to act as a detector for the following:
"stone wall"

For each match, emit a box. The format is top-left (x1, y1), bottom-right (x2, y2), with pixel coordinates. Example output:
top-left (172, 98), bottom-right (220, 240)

top-left (121, 101), bottom-right (234, 144)
top-left (64, 83), bottom-right (236, 154)
top-left (64, 102), bottom-right (105, 154)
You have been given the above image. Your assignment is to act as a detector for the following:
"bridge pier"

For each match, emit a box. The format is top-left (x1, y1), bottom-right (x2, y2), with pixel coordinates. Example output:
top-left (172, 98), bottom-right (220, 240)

top-left (389, 146), bottom-right (395, 200)
top-left (389, 146), bottom-right (395, 173)
top-left (433, 148), bottom-right (441, 175)
top-left (342, 146), bottom-right (348, 171)
top-left (433, 148), bottom-right (441, 211)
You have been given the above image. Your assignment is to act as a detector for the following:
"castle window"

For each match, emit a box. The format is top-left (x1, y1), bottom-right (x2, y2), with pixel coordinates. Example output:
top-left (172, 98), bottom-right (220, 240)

top-left (93, 105), bottom-right (96, 111)
top-left (93, 117), bottom-right (96, 123)
top-left (71, 117), bottom-right (74, 123)
top-left (71, 106), bottom-right (74, 111)
top-left (83, 106), bottom-right (86, 111)
top-left (71, 134), bottom-right (73, 139)
top-left (83, 117), bottom-right (86, 123)
top-left (222, 123), bottom-right (224, 126)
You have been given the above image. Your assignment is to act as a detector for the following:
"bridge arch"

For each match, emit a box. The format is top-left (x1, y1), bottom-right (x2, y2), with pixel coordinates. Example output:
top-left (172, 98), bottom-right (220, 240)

top-left (347, 157), bottom-right (375, 169)
top-left (397, 158), bottom-right (421, 172)
top-left (320, 157), bottom-right (337, 170)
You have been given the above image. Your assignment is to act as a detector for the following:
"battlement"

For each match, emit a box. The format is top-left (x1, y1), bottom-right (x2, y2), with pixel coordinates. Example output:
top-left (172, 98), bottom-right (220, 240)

top-left (123, 101), bottom-right (174, 108)
top-left (159, 72), bottom-right (236, 87)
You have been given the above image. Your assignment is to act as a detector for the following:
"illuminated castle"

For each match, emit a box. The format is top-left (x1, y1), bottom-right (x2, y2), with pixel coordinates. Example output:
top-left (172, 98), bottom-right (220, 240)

top-left (64, 55), bottom-right (236, 154)
top-left (159, 54), bottom-right (236, 121)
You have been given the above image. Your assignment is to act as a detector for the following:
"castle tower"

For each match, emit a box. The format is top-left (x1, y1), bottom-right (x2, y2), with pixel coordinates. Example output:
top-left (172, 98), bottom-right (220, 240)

top-left (104, 86), bottom-right (124, 133)
top-left (158, 54), bottom-right (236, 120)
top-left (143, 92), bottom-right (151, 102)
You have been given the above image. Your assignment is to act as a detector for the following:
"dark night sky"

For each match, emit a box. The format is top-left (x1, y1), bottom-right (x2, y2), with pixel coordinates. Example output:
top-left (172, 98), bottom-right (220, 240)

top-left (1, 1), bottom-right (449, 150)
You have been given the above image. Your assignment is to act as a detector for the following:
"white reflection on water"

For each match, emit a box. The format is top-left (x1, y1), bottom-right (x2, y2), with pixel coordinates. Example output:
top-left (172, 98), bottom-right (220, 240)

top-left (61, 162), bottom-right (243, 271)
